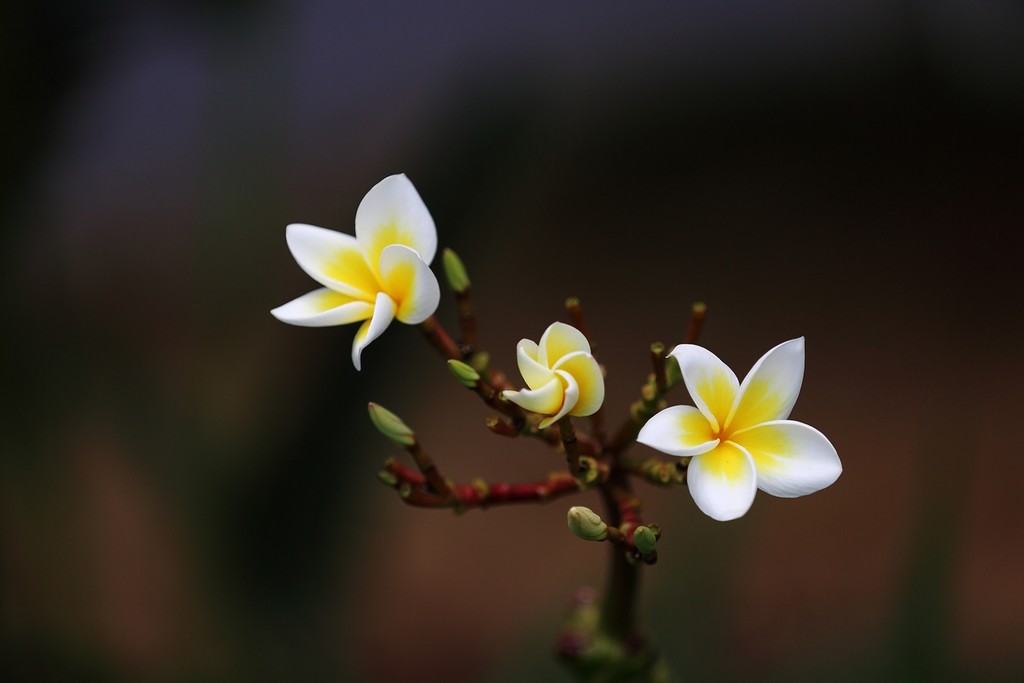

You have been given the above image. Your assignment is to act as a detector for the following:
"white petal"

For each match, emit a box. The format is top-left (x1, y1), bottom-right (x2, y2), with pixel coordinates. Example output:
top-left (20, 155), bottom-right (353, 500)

top-left (517, 339), bottom-right (555, 389)
top-left (687, 441), bottom-right (758, 521)
top-left (539, 370), bottom-right (581, 428)
top-left (351, 292), bottom-right (396, 371)
top-left (503, 377), bottom-right (564, 416)
top-left (538, 322), bottom-right (591, 366)
top-left (668, 344), bottom-right (738, 433)
top-left (378, 244), bottom-right (440, 324)
top-left (355, 174), bottom-right (437, 275)
top-left (637, 405), bottom-right (719, 457)
top-left (725, 338), bottom-right (805, 432)
top-left (553, 351), bottom-right (605, 417)
top-left (285, 223), bottom-right (379, 299)
top-left (270, 288), bottom-right (374, 327)
top-left (730, 420), bottom-right (842, 498)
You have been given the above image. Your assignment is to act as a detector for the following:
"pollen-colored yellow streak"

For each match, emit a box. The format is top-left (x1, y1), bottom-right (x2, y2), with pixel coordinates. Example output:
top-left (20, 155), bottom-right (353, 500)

top-left (543, 324), bottom-right (589, 365)
top-left (552, 353), bottom-right (603, 416)
top-left (307, 289), bottom-right (363, 312)
top-left (699, 441), bottom-right (748, 482)
top-left (505, 377), bottom-right (564, 416)
top-left (365, 221), bottom-right (413, 278)
top-left (695, 370), bottom-right (737, 429)
top-left (677, 409), bottom-right (715, 448)
top-left (353, 316), bottom-right (373, 345)
top-left (384, 260), bottom-right (416, 318)
top-left (730, 424), bottom-right (791, 476)
top-left (726, 378), bottom-right (785, 432)
top-left (321, 246), bottom-right (379, 300)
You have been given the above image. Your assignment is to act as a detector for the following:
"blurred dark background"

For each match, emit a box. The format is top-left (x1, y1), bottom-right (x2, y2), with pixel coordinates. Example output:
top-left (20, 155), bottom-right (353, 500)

top-left (2, 1), bottom-right (1023, 681)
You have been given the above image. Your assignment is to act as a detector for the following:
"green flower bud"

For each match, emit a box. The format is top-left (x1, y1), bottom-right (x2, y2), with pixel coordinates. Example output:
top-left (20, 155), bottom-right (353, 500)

top-left (367, 402), bottom-right (416, 446)
top-left (442, 248), bottom-right (471, 293)
top-left (577, 456), bottom-right (600, 485)
top-left (567, 506), bottom-right (608, 541)
top-left (633, 525), bottom-right (658, 555)
top-left (447, 359), bottom-right (480, 388)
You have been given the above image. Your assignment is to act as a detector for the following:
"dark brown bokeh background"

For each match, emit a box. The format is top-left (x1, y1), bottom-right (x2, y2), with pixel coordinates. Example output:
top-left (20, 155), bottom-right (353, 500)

top-left (3, 1), bottom-right (1023, 681)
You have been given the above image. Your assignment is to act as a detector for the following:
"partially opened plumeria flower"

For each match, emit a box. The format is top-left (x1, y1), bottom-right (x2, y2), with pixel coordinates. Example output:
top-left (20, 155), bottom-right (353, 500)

top-left (271, 174), bottom-right (440, 370)
top-left (503, 322), bottom-right (605, 429)
top-left (637, 338), bottom-right (841, 521)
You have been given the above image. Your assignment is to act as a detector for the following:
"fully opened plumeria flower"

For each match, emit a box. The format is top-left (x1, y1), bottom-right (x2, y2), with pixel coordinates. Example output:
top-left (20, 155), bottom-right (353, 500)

top-left (637, 338), bottom-right (841, 521)
top-left (271, 174), bottom-right (440, 370)
top-left (503, 322), bottom-right (605, 429)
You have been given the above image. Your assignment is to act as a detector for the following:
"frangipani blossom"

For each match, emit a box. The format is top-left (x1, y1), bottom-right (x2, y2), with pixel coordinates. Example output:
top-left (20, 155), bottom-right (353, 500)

top-left (637, 338), bottom-right (841, 521)
top-left (503, 322), bottom-right (605, 429)
top-left (271, 174), bottom-right (440, 370)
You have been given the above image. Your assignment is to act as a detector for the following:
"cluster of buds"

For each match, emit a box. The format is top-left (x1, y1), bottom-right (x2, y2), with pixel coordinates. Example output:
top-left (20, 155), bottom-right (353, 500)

top-left (567, 506), bottom-right (661, 565)
top-left (272, 174), bottom-right (843, 678)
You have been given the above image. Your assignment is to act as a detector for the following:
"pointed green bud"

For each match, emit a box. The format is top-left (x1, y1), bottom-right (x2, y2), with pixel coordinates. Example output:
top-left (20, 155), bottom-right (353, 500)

top-left (442, 248), bottom-right (471, 293)
top-left (376, 470), bottom-right (399, 486)
top-left (447, 359), bottom-right (480, 388)
top-left (633, 525), bottom-right (658, 555)
top-left (367, 402), bottom-right (415, 446)
top-left (567, 506), bottom-right (608, 541)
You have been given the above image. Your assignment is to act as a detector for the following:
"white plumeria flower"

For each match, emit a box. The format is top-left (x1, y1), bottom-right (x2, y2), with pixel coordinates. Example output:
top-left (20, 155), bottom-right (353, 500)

top-left (637, 338), bottom-right (841, 521)
top-left (271, 174), bottom-right (440, 370)
top-left (502, 322), bottom-right (605, 429)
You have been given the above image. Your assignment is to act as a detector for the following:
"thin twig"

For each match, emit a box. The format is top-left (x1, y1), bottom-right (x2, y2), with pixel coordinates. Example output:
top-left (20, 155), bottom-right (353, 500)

top-left (560, 418), bottom-right (581, 477)
top-left (685, 301), bottom-right (707, 344)
top-left (420, 316), bottom-right (461, 360)
top-left (381, 460), bottom-right (604, 509)
top-left (455, 288), bottom-right (477, 355)
top-left (406, 439), bottom-right (453, 501)
top-left (606, 302), bottom-right (709, 456)
top-left (649, 342), bottom-right (667, 394)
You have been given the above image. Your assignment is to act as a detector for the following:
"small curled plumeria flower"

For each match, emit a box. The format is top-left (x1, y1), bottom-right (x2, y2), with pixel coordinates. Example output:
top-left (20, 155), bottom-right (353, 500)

top-left (503, 322), bottom-right (605, 429)
top-left (637, 338), bottom-right (841, 521)
top-left (271, 174), bottom-right (440, 370)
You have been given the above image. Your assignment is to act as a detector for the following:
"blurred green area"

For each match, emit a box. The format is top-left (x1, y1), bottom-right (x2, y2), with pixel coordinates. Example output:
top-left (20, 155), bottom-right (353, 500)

top-left (2, 1), bottom-right (1023, 681)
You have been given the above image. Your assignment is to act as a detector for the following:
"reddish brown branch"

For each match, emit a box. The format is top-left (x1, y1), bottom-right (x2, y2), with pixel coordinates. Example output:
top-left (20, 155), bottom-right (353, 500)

top-left (606, 303), bottom-right (709, 457)
top-left (407, 440), bottom-right (453, 501)
top-left (685, 301), bottom-right (707, 344)
top-left (649, 342), bottom-right (667, 394)
top-left (420, 316), bottom-right (461, 361)
top-left (605, 480), bottom-right (658, 565)
top-left (564, 297), bottom-right (593, 347)
top-left (455, 289), bottom-right (477, 355)
top-left (382, 460), bottom-right (597, 509)
top-left (473, 377), bottom-right (526, 425)
top-left (532, 421), bottom-right (601, 456)
top-left (560, 419), bottom-right (582, 476)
